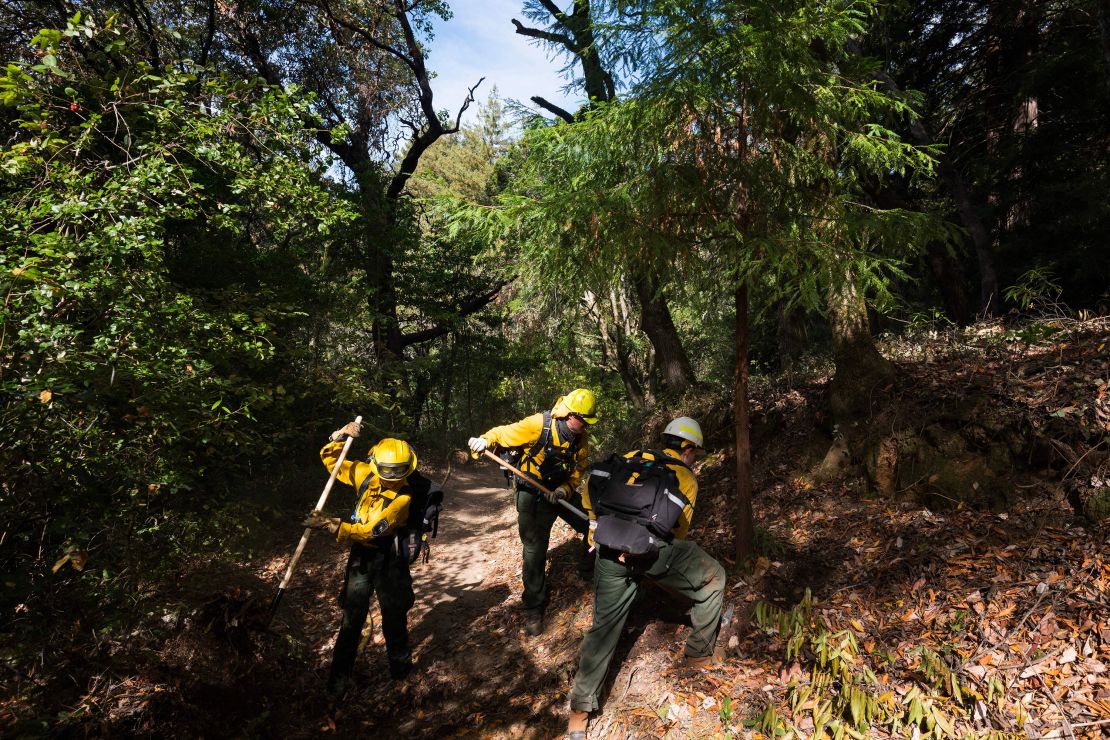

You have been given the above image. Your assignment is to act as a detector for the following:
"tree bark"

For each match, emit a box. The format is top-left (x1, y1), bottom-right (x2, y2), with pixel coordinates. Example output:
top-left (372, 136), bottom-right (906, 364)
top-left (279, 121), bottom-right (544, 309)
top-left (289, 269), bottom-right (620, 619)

top-left (827, 261), bottom-right (895, 425)
top-left (1100, 0), bottom-right (1110, 82)
top-left (733, 283), bottom-right (755, 562)
top-left (632, 269), bottom-right (696, 394)
top-left (926, 242), bottom-right (973, 325)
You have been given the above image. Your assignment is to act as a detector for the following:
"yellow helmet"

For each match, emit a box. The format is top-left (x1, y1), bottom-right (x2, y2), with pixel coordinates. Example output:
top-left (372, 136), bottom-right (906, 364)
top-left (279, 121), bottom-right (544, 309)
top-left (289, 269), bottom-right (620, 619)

top-left (552, 388), bottom-right (599, 424)
top-left (369, 438), bottom-right (418, 480)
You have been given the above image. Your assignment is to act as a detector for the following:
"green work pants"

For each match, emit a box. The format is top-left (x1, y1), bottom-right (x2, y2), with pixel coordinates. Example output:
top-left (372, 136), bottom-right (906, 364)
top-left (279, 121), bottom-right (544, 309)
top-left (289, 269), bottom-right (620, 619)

top-left (329, 541), bottom-right (414, 686)
top-left (516, 486), bottom-right (590, 615)
top-left (568, 538), bottom-right (726, 713)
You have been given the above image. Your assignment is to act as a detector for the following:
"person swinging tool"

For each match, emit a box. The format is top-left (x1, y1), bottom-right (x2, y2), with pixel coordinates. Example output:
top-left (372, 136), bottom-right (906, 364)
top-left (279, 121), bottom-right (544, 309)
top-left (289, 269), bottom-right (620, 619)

top-left (304, 420), bottom-right (443, 697)
top-left (468, 388), bottom-right (597, 636)
top-left (565, 417), bottom-right (726, 739)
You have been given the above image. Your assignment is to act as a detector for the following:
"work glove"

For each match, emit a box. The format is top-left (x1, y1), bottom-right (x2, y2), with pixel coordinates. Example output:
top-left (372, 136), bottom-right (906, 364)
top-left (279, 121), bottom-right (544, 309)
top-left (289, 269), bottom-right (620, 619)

top-left (543, 483), bottom-right (571, 505)
top-left (329, 420), bottom-right (362, 442)
top-left (467, 436), bottom-right (488, 453)
top-left (303, 511), bottom-right (341, 534)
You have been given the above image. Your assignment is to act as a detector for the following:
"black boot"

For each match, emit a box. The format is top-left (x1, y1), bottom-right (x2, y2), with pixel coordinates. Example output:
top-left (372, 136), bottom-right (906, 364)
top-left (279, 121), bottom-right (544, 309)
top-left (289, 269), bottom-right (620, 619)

top-left (389, 653), bottom-right (413, 680)
top-left (524, 611), bottom-right (544, 636)
top-left (327, 671), bottom-right (351, 699)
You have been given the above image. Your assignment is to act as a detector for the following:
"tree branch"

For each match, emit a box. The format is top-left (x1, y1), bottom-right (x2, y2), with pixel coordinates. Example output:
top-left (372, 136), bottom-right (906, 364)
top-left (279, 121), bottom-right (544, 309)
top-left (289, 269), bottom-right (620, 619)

top-left (512, 18), bottom-right (575, 52)
top-left (399, 281), bottom-right (510, 348)
top-left (536, 0), bottom-right (567, 21)
top-left (446, 76), bottom-right (485, 134)
top-left (393, 0), bottom-right (440, 131)
top-left (318, 0), bottom-right (417, 77)
top-left (531, 95), bottom-right (574, 123)
top-left (198, 0), bottom-right (215, 66)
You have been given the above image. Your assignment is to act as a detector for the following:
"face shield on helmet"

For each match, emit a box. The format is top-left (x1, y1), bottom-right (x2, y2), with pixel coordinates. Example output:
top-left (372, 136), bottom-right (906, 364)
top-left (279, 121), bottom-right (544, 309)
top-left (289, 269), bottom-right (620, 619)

top-left (369, 438), bottom-right (418, 481)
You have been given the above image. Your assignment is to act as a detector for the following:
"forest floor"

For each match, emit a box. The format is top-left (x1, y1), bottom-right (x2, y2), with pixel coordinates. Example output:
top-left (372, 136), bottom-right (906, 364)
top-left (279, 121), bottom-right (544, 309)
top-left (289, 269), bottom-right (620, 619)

top-left (4, 317), bottom-right (1110, 738)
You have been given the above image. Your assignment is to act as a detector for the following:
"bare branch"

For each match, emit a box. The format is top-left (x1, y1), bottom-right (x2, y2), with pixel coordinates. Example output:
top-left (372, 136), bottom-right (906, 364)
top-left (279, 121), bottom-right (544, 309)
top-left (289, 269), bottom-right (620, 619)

top-left (392, 0), bottom-right (440, 131)
top-left (531, 95), bottom-right (574, 123)
top-left (536, 0), bottom-right (567, 21)
top-left (446, 77), bottom-right (486, 134)
top-left (512, 18), bottom-right (575, 51)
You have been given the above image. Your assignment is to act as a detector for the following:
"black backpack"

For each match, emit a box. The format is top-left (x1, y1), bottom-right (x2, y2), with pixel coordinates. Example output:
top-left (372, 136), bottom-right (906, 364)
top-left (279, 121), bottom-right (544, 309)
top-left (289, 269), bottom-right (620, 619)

top-left (356, 471), bottom-right (444, 565)
top-left (587, 451), bottom-right (690, 556)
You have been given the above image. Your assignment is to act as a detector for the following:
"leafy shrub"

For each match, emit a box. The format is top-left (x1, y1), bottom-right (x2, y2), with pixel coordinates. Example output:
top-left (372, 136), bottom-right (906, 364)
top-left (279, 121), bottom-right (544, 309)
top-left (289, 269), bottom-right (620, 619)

top-left (0, 15), bottom-right (353, 608)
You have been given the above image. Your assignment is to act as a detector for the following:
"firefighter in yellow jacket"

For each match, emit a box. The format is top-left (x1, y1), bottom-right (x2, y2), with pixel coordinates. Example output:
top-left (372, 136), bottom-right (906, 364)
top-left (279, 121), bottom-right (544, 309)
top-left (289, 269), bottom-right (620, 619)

top-left (565, 417), bottom-right (725, 738)
top-left (304, 421), bottom-right (442, 697)
top-left (468, 389), bottom-right (597, 636)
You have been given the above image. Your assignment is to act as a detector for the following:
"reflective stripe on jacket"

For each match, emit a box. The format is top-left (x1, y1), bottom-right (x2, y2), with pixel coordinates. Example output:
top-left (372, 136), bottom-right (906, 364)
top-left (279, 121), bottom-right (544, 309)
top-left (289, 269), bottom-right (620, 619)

top-left (582, 447), bottom-right (697, 540)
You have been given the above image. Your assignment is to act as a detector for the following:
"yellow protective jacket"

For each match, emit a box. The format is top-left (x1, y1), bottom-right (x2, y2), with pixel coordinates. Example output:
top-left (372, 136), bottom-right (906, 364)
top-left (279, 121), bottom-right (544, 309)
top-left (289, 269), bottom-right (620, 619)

top-left (481, 411), bottom-right (589, 491)
top-left (320, 440), bottom-right (411, 546)
top-left (582, 447), bottom-right (698, 541)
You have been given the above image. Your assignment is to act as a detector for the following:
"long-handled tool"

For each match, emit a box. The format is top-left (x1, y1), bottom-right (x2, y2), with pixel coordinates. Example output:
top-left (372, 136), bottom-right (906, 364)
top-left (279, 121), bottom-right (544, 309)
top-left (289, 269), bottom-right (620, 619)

top-left (268, 415), bottom-right (363, 623)
top-left (480, 448), bottom-right (588, 521)
top-left (483, 449), bottom-right (703, 610)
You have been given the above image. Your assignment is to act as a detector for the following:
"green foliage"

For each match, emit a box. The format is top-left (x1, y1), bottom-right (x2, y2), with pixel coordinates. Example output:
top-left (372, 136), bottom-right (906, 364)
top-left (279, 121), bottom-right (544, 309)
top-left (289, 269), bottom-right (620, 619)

top-left (751, 590), bottom-right (982, 738)
top-left (439, 0), bottom-right (947, 408)
top-left (0, 16), bottom-right (353, 592)
top-left (1003, 267), bottom-right (1063, 311)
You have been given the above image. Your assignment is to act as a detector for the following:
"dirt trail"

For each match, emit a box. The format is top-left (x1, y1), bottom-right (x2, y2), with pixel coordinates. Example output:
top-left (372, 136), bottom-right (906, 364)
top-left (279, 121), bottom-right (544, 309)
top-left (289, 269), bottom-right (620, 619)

top-left (159, 461), bottom-right (594, 738)
top-left (287, 462), bottom-right (589, 737)
top-left (406, 464), bottom-right (518, 652)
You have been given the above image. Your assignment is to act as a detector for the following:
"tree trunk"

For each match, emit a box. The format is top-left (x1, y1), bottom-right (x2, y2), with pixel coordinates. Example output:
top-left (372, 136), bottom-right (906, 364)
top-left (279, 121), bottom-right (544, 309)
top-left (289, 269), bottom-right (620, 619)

top-left (941, 159), bottom-right (999, 315)
top-left (632, 269), bottom-right (696, 394)
top-left (587, 290), bottom-right (646, 408)
top-left (983, 0), bottom-right (1040, 313)
top-left (827, 262), bottom-right (894, 425)
top-left (1100, 0), bottom-right (1110, 81)
top-left (925, 242), bottom-right (973, 325)
top-left (775, 300), bottom-right (807, 371)
top-left (733, 283), bottom-right (755, 562)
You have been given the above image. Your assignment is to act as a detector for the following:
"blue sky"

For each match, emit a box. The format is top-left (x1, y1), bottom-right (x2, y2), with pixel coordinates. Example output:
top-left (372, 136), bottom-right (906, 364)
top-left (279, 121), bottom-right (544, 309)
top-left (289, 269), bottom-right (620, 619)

top-left (426, 0), bottom-right (581, 125)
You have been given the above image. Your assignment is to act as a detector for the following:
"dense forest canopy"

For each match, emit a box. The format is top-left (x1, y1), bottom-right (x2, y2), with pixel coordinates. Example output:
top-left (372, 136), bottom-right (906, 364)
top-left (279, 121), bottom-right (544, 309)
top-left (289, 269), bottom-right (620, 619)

top-left (2, 0), bottom-right (1108, 736)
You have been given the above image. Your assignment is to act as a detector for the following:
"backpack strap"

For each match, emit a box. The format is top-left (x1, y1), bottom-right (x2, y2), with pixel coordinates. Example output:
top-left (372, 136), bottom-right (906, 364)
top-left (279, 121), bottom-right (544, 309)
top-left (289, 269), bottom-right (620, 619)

top-left (519, 410), bottom-right (552, 470)
top-left (640, 449), bottom-right (689, 471)
top-left (351, 471), bottom-right (375, 522)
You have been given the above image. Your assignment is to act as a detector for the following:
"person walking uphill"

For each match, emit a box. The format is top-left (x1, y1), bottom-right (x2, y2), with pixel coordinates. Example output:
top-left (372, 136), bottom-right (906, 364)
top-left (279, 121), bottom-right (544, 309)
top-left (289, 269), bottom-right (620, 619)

top-left (565, 417), bottom-right (726, 739)
top-left (468, 388), bottom-right (598, 636)
top-left (304, 421), bottom-right (443, 698)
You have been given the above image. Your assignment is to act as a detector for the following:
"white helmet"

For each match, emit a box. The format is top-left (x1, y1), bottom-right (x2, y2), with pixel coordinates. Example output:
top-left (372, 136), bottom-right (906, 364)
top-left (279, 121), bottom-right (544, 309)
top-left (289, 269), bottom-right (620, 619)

top-left (663, 416), bottom-right (703, 448)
